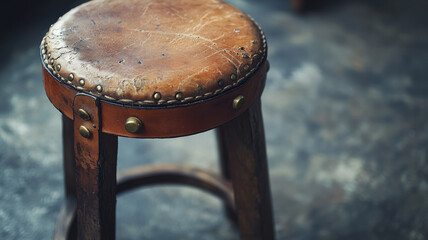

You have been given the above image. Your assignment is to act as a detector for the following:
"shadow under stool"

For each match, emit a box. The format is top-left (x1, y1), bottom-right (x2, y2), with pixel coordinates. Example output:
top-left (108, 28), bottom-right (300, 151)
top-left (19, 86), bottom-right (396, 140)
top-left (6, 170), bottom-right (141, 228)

top-left (40, 0), bottom-right (274, 239)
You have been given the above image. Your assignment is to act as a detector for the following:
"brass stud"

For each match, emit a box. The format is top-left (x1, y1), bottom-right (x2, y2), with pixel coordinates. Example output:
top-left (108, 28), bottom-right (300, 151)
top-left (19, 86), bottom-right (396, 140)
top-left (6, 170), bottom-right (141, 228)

top-left (244, 64), bottom-right (250, 71)
top-left (77, 109), bottom-right (91, 121)
top-left (230, 73), bottom-right (237, 81)
top-left (175, 92), bottom-right (183, 100)
top-left (56, 64), bottom-right (61, 71)
top-left (218, 79), bottom-right (224, 87)
top-left (125, 117), bottom-right (143, 133)
top-left (232, 95), bottom-right (245, 110)
top-left (96, 85), bottom-right (103, 93)
top-left (79, 79), bottom-right (85, 86)
top-left (79, 126), bottom-right (91, 138)
top-left (153, 92), bottom-right (161, 100)
top-left (47, 53), bottom-right (51, 59)
top-left (49, 59), bottom-right (54, 64)
top-left (68, 73), bottom-right (74, 81)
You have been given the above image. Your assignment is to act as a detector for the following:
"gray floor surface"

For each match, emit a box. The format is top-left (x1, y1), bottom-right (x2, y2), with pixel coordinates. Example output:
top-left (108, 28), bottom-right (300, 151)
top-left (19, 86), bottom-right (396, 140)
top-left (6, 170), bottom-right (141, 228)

top-left (1, 0), bottom-right (427, 239)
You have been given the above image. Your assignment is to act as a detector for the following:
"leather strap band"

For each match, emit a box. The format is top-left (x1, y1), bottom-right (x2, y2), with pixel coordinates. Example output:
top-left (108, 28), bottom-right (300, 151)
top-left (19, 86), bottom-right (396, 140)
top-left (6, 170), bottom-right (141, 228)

top-left (43, 61), bottom-right (267, 138)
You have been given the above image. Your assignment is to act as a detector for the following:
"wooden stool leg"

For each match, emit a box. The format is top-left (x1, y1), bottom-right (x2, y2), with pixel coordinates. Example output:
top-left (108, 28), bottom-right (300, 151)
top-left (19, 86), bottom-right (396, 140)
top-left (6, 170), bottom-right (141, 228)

top-left (54, 115), bottom-right (77, 240)
top-left (217, 99), bottom-right (275, 240)
top-left (216, 128), bottom-right (237, 223)
top-left (73, 94), bottom-right (118, 240)
top-left (62, 115), bottom-right (76, 198)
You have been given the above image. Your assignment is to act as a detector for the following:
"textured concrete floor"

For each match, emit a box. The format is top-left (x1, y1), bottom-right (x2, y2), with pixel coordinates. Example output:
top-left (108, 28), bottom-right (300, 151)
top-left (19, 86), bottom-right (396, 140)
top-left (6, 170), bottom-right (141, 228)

top-left (1, 0), bottom-right (428, 239)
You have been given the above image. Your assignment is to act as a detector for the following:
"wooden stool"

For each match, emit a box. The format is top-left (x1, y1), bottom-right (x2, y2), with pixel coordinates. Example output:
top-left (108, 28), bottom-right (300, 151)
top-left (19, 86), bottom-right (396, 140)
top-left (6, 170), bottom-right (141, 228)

top-left (41, 0), bottom-right (274, 239)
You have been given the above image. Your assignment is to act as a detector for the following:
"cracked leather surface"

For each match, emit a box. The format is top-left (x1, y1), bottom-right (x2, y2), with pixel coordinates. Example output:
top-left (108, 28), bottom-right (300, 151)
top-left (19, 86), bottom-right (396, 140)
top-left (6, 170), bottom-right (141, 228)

top-left (45, 0), bottom-right (264, 103)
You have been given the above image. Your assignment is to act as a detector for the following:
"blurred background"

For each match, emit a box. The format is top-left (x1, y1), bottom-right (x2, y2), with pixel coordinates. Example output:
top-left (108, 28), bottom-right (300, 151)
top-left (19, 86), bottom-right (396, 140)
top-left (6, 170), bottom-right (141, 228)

top-left (1, 0), bottom-right (427, 239)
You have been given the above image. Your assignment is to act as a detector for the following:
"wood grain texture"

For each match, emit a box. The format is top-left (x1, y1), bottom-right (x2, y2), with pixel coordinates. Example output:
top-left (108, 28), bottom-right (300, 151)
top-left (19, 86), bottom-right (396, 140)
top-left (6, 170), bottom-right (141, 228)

top-left (62, 115), bottom-right (76, 198)
top-left (216, 127), bottom-right (238, 223)
top-left (217, 99), bottom-right (275, 240)
top-left (73, 93), bottom-right (118, 240)
top-left (54, 164), bottom-right (237, 239)
top-left (53, 115), bottom-right (77, 240)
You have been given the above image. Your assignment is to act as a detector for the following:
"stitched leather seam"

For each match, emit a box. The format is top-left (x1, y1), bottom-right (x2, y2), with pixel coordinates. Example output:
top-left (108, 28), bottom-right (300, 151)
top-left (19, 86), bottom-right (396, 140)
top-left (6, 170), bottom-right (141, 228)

top-left (41, 16), bottom-right (267, 106)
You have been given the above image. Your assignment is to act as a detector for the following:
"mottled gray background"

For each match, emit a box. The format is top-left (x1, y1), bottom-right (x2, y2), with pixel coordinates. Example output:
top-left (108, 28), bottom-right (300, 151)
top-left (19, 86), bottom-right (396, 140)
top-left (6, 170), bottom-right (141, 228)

top-left (1, 0), bottom-right (427, 239)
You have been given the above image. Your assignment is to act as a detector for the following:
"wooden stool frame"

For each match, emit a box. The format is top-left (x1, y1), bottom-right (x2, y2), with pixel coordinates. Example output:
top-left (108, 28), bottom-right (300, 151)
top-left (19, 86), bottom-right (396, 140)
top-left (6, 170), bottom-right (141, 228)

top-left (43, 52), bottom-right (274, 240)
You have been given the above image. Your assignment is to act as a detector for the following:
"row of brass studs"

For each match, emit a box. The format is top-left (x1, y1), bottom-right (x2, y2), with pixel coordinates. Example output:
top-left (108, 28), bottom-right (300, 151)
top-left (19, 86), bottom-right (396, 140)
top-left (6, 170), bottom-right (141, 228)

top-left (41, 37), bottom-right (104, 94)
top-left (41, 15), bottom-right (264, 105)
top-left (146, 70), bottom-right (246, 102)
top-left (43, 41), bottom-right (251, 104)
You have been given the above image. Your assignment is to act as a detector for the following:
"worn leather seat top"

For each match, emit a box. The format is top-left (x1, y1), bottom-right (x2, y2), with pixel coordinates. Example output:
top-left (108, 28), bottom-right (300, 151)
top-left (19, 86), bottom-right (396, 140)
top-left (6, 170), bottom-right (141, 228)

top-left (43, 0), bottom-right (266, 106)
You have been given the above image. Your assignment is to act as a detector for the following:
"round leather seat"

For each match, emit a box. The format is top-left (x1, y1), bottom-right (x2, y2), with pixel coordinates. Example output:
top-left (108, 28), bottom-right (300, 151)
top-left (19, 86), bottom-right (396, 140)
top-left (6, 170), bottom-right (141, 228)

top-left (43, 0), bottom-right (266, 105)
top-left (41, 0), bottom-right (268, 138)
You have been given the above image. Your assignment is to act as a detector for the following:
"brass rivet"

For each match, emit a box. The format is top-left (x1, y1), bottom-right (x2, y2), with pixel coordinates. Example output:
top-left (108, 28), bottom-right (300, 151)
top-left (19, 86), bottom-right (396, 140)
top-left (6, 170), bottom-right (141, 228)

top-left (175, 92), bottom-right (183, 100)
top-left (78, 109), bottom-right (91, 121)
top-left (232, 95), bottom-right (245, 110)
top-left (49, 59), bottom-right (54, 64)
top-left (47, 53), bottom-right (51, 59)
top-left (258, 49), bottom-right (263, 53)
top-left (218, 79), bottom-right (224, 87)
top-left (68, 73), bottom-right (74, 81)
top-left (244, 64), bottom-right (249, 71)
top-left (79, 126), bottom-right (91, 138)
top-left (153, 92), bottom-right (161, 100)
top-left (79, 79), bottom-right (85, 86)
top-left (125, 117), bottom-right (143, 133)
top-left (230, 73), bottom-right (237, 81)
top-left (56, 64), bottom-right (61, 71)
top-left (96, 85), bottom-right (103, 93)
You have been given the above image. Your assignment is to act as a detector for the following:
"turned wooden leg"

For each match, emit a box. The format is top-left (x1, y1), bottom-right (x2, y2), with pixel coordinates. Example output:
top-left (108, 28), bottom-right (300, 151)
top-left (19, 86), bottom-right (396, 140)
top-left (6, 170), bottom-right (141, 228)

top-left (217, 99), bottom-right (275, 240)
top-left (73, 94), bottom-right (118, 240)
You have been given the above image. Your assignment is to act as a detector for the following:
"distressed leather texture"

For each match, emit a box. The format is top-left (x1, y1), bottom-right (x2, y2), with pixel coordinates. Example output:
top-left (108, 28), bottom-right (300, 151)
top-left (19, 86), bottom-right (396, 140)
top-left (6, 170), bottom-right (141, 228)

top-left (43, 0), bottom-right (265, 105)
